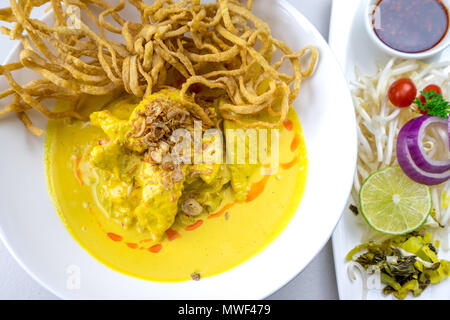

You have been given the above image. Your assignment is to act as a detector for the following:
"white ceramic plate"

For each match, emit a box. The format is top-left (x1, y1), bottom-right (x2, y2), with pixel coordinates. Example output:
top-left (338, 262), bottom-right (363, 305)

top-left (0, 0), bottom-right (356, 299)
top-left (330, 0), bottom-right (450, 300)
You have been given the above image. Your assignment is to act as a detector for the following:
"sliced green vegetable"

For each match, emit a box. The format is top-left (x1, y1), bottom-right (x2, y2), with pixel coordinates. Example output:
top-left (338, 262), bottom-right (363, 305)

top-left (348, 233), bottom-right (450, 299)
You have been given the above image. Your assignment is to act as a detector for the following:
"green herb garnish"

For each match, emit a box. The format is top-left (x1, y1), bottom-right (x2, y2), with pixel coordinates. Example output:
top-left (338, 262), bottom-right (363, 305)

top-left (414, 90), bottom-right (450, 119)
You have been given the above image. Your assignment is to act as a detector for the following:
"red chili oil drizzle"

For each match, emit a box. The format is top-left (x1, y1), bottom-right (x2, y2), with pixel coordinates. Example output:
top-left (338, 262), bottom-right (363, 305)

top-left (281, 156), bottom-right (299, 170)
top-left (290, 133), bottom-right (301, 152)
top-left (282, 119), bottom-right (294, 131)
top-left (73, 156), bottom-right (85, 186)
top-left (125, 243), bottom-right (138, 249)
top-left (165, 228), bottom-right (182, 241)
top-left (185, 220), bottom-right (204, 231)
top-left (208, 203), bottom-right (235, 219)
top-left (246, 175), bottom-right (271, 203)
top-left (148, 244), bottom-right (162, 253)
top-left (372, 0), bottom-right (449, 53)
top-left (106, 232), bottom-right (123, 242)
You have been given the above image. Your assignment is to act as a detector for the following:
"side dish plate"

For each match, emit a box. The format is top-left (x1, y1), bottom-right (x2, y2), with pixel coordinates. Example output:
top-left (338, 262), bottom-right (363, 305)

top-left (330, 0), bottom-right (450, 300)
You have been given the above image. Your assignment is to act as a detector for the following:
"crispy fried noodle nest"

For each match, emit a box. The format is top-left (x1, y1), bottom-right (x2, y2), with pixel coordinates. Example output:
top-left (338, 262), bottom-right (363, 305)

top-left (0, 0), bottom-right (318, 136)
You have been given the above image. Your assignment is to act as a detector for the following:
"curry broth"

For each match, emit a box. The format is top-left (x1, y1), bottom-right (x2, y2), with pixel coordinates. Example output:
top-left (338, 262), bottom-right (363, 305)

top-left (45, 96), bottom-right (308, 282)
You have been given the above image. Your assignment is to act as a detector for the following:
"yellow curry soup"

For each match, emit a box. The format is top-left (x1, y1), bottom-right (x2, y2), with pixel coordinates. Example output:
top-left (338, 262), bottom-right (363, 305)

top-left (45, 92), bottom-right (308, 282)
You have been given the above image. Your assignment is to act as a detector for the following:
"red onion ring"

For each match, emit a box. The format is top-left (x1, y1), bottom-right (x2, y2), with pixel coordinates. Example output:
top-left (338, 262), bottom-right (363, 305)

top-left (405, 115), bottom-right (450, 174)
top-left (397, 117), bottom-right (450, 186)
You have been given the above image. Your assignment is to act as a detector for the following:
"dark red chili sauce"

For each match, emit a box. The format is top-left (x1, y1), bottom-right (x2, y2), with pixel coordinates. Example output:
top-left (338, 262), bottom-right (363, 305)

top-left (372, 0), bottom-right (449, 53)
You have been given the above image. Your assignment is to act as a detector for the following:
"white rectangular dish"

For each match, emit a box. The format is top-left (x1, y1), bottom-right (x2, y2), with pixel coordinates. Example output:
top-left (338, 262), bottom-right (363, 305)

top-left (329, 0), bottom-right (450, 300)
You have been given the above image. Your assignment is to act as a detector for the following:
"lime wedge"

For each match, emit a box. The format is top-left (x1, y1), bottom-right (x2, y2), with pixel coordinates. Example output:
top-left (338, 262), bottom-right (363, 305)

top-left (359, 166), bottom-right (432, 235)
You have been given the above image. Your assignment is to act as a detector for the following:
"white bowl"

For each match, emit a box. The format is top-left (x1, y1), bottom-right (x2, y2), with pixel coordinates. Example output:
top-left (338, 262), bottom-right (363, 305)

top-left (0, 0), bottom-right (357, 299)
top-left (364, 0), bottom-right (450, 59)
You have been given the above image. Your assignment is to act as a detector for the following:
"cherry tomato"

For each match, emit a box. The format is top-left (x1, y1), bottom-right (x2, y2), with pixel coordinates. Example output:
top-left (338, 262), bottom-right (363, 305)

top-left (423, 84), bottom-right (442, 95)
top-left (388, 78), bottom-right (417, 108)
top-left (417, 84), bottom-right (442, 114)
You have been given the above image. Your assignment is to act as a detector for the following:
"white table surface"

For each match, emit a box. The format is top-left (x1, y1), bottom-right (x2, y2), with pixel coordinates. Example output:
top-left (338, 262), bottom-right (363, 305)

top-left (0, 0), bottom-right (338, 300)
